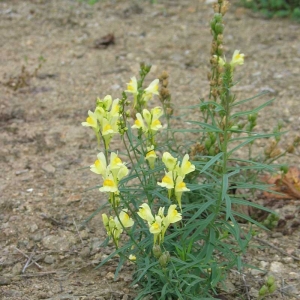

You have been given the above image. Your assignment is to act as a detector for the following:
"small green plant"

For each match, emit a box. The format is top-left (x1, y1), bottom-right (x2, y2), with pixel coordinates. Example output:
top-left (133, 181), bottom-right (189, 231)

top-left (80, 0), bottom-right (284, 298)
top-left (241, 0), bottom-right (300, 21)
top-left (259, 276), bottom-right (277, 298)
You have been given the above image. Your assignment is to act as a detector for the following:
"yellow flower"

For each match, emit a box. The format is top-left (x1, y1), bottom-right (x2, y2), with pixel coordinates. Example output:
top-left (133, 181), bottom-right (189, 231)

top-left (142, 109), bottom-right (152, 127)
top-left (214, 55), bottom-right (226, 66)
top-left (145, 79), bottom-right (159, 96)
top-left (132, 113), bottom-right (147, 132)
top-left (99, 174), bottom-right (118, 193)
top-left (90, 152), bottom-right (107, 176)
top-left (81, 110), bottom-right (98, 129)
top-left (129, 254), bottom-right (136, 261)
top-left (175, 176), bottom-right (190, 209)
top-left (116, 164), bottom-right (129, 180)
top-left (119, 209), bottom-right (134, 228)
top-left (157, 171), bottom-right (174, 190)
top-left (166, 204), bottom-right (182, 224)
top-left (176, 154), bottom-right (195, 177)
top-left (109, 152), bottom-right (123, 170)
top-left (145, 145), bottom-right (157, 169)
top-left (162, 152), bottom-right (177, 171)
top-left (151, 119), bottom-right (162, 132)
top-left (137, 203), bottom-right (154, 223)
top-left (126, 76), bottom-right (138, 94)
top-left (97, 95), bottom-right (112, 110)
top-left (149, 216), bottom-right (163, 234)
top-left (151, 107), bottom-right (163, 119)
top-left (230, 50), bottom-right (244, 68)
top-left (109, 98), bottom-right (120, 118)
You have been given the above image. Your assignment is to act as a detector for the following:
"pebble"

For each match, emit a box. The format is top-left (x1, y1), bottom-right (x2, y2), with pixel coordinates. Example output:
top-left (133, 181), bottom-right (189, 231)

top-left (269, 261), bottom-right (284, 273)
top-left (0, 276), bottom-right (11, 285)
top-left (41, 162), bottom-right (56, 174)
top-left (12, 262), bottom-right (23, 275)
top-left (44, 255), bottom-right (56, 264)
top-left (42, 234), bottom-right (75, 251)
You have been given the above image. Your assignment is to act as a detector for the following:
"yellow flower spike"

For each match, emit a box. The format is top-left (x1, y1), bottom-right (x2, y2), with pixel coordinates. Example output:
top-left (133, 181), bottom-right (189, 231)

top-left (166, 204), bottom-right (182, 224)
top-left (145, 145), bottom-right (157, 169)
top-left (81, 110), bottom-right (98, 129)
top-left (162, 152), bottom-right (177, 171)
top-left (137, 203), bottom-right (154, 223)
top-left (99, 174), bottom-right (119, 193)
top-left (175, 176), bottom-right (190, 209)
top-left (157, 171), bottom-right (175, 190)
top-left (230, 50), bottom-right (244, 68)
top-left (119, 209), bottom-right (134, 228)
top-left (176, 154), bottom-right (195, 178)
top-left (90, 152), bottom-right (107, 176)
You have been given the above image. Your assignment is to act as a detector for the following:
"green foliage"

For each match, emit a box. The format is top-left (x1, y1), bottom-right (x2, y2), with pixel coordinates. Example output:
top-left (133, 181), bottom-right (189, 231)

top-left (259, 276), bottom-right (277, 298)
top-left (80, 0), bottom-right (288, 299)
top-left (241, 0), bottom-right (300, 21)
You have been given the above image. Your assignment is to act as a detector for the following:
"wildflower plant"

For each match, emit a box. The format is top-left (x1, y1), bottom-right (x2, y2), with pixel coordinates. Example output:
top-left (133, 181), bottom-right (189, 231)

top-left (80, 1), bottom-right (289, 299)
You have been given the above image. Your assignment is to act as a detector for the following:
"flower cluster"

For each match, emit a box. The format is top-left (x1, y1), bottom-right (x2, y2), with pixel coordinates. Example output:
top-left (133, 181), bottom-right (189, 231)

top-left (157, 152), bottom-right (195, 209)
top-left (102, 209), bottom-right (134, 247)
top-left (90, 152), bottom-right (128, 208)
top-left (132, 106), bottom-right (163, 145)
top-left (126, 76), bottom-right (159, 108)
top-left (137, 203), bottom-right (182, 245)
top-left (82, 95), bottom-right (120, 148)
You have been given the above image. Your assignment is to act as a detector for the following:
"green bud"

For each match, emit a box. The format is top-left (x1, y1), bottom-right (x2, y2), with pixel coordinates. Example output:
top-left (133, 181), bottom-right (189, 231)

top-left (214, 23), bottom-right (224, 34)
top-left (259, 285), bottom-right (268, 296)
top-left (268, 283), bottom-right (276, 293)
top-left (208, 147), bottom-right (215, 156)
top-left (214, 13), bottom-right (223, 22)
top-left (230, 125), bottom-right (239, 132)
top-left (205, 139), bottom-right (211, 150)
top-left (159, 252), bottom-right (170, 267)
top-left (280, 164), bottom-right (289, 174)
top-left (152, 245), bottom-right (162, 259)
top-left (266, 276), bottom-right (275, 287)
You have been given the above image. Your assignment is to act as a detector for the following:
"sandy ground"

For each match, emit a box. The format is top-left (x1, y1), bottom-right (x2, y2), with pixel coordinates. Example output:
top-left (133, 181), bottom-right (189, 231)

top-left (0, 0), bottom-right (300, 299)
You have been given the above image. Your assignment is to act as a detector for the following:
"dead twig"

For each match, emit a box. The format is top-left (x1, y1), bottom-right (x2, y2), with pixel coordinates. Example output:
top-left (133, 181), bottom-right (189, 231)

top-left (15, 247), bottom-right (43, 271)
top-left (254, 237), bottom-right (300, 261)
top-left (73, 217), bottom-right (84, 245)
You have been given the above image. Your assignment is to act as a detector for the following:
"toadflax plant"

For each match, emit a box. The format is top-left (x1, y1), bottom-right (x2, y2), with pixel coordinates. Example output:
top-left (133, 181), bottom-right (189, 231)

top-left (81, 0), bottom-right (282, 299)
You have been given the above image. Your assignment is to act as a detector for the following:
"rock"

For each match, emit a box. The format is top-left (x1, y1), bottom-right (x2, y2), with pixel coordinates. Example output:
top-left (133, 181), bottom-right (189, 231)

top-left (12, 262), bottom-right (23, 275)
top-left (269, 261), bottom-right (284, 273)
top-left (282, 257), bottom-right (293, 264)
top-left (249, 287), bottom-right (259, 298)
top-left (79, 247), bottom-right (90, 258)
top-left (30, 223), bottom-right (38, 233)
top-left (0, 276), bottom-right (11, 285)
top-left (288, 272), bottom-right (300, 280)
top-left (44, 255), bottom-right (56, 264)
top-left (42, 234), bottom-right (75, 252)
top-left (41, 162), bottom-right (56, 174)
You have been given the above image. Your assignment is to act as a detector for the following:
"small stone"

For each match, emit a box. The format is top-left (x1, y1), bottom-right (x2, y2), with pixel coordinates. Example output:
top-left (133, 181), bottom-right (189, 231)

top-left (0, 276), bottom-right (11, 285)
top-left (30, 223), bottom-right (38, 233)
top-left (269, 261), bottom-right (284, 273)
top-left (79, 247), bottom-right (90, 258)
top-left (259, 261), bottom-right (269, 269)
top-left (32, 232), bottom-right (43, 242)
top-left (249, 287), bottom-right (259, 298)
top-left (66, 194), bottom-right (81, 205)
top-left (44, 255), bottom-right (56, 264)
top-left (282, 257), bottom-right (293, 264)
top-left (12, 262), bottom-right (23, 275)
top-left (41, 162), bottom-right (56, 174)
top-left (288, 272), bottom-right (300, 280)
top-left (42, 234), bottom-right (75, 252)
top-left (105, 272), bottom-right (114, 280)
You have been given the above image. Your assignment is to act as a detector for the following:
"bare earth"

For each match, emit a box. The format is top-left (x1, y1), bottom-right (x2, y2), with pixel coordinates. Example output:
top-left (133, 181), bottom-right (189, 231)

top-left (0, 0), bottom-right (300, 299)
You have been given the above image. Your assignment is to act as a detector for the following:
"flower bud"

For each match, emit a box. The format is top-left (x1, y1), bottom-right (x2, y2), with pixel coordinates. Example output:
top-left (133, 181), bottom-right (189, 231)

top-left (152, 245), bottom-right (162, 258)
top-left (215, 23), bottom-right (224, 34)
top-left (266, 276), bottom-right (275, 287)
top-left (159, 251), bottom-right (170, 267)
top-left (259, 285), bottom-right (268, 296)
